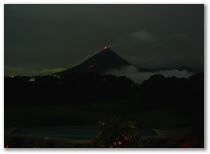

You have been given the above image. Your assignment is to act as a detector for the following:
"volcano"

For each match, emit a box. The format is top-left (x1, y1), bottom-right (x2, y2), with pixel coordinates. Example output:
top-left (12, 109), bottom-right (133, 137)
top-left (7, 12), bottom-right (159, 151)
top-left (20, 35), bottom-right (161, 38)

top-left (57, 46), bottom-right (131, 75)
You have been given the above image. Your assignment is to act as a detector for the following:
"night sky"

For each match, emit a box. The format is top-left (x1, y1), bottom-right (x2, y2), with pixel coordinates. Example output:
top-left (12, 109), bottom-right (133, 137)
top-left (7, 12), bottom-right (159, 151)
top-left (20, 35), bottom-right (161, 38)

top-left (4, 4), bottom-right (204, 76)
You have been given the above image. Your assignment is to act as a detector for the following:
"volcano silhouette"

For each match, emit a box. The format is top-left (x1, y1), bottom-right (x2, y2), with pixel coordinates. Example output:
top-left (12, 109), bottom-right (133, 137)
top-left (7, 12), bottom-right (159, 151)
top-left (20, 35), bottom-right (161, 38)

top-left (58, 46), bottom-right (131, 75)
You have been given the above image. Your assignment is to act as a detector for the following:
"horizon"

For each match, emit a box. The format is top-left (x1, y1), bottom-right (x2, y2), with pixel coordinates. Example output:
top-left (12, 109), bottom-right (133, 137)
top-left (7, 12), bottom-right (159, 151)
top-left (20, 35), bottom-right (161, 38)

top-left (5, 4), bottom-right (204, 76)
top-left (4, 45), bottom-right (198, 84)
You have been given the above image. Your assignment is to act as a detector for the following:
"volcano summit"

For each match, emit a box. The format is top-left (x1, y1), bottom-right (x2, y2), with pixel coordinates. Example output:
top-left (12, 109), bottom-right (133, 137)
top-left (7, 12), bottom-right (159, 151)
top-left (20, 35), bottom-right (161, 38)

top-left (57, 46), bottom-right (131, 75)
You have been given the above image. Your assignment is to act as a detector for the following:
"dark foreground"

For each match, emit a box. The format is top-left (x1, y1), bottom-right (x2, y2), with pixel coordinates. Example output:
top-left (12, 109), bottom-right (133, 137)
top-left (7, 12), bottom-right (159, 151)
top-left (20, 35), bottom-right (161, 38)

top-left (5, 123), bottom-right (203, 148)
top-left (5, 101), bottom-right (204, 148)
top-left (4, 72), bottom-right (204, 148)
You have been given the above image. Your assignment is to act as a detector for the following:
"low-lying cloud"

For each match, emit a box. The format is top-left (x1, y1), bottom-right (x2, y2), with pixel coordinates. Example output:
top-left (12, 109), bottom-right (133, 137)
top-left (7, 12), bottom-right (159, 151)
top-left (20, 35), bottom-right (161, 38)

top-left (104, 66), bottom-right (193, 84)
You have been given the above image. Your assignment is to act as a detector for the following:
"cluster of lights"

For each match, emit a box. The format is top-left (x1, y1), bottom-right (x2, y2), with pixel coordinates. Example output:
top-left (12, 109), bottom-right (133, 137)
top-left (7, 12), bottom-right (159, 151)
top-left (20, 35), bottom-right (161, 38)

top-left (110, 132), bottom-right (134, 147)
top-left (98, 120), bottom-right (137, 148)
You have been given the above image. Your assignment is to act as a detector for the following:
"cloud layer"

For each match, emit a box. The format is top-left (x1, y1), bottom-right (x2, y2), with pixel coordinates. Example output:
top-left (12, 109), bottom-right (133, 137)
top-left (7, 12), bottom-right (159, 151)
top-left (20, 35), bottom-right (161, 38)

top-left (104, 66), bottom-right (193, 84)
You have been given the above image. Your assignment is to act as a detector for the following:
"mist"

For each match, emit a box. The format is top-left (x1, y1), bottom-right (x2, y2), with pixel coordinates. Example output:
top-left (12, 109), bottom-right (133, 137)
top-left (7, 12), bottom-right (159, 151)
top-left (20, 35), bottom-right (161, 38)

top-left (104, 66), bottom-right (193, 84)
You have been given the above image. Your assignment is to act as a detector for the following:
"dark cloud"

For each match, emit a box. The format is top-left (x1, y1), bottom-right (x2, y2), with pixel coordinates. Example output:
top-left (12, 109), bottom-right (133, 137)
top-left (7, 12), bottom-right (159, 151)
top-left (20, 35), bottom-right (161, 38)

top-left (4, 4), bottom-right (204, 76)
top-left (174, 33), bottom-right (189, 40)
